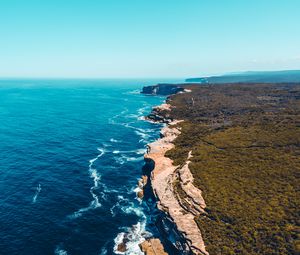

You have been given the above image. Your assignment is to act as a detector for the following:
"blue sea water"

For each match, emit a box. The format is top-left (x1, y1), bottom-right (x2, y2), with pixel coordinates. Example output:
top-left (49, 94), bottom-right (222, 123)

top-left (0, 79), bottom-right (178, 255)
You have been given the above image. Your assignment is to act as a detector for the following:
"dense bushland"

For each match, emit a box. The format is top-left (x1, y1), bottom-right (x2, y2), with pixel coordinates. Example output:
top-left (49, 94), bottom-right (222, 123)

top-left (163, 83), bottom-right (300, 254)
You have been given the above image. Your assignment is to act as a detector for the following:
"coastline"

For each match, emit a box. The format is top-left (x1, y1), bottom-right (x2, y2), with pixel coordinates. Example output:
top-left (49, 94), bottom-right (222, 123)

top-left (140, 103), bottom-right (208, 255)
top-left (121, 82), bottom-right (299, 254)
top-left (141, 83), bottom-right (300, 254)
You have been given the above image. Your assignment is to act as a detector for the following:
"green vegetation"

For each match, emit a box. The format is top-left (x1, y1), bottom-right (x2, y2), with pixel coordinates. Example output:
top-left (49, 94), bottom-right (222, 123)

top-left (163, 83), bottom-right (300, 254)
top-left (186, 70), bottom-right (300, 83)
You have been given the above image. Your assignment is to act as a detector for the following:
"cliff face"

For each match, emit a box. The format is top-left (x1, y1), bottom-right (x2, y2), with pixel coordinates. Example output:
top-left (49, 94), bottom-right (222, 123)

top-left (140, 103), bottom-right (208, 255)
top-left (141, 84), bottom-right (185, 95)
top-left (144, 120), bottom-right (208, 255)
top-left (146, 103), bottom-right (173, 123)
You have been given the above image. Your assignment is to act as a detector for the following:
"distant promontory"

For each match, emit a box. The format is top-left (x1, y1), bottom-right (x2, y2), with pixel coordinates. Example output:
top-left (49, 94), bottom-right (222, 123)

top-left (141, 83), bottom-right (185, 95)
top-left (186, 70), bottom-right (300, 83)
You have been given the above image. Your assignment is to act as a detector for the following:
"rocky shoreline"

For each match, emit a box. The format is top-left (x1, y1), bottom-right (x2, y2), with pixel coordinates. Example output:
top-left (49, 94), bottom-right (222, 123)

top-left (139, 103), bottom-right (208, 255)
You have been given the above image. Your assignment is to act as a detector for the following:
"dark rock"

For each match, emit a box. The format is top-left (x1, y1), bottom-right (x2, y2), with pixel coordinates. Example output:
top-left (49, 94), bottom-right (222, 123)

top-left (117, 243), bottom-right (126, 253)
top-left (141, 84), bottom-right (185, 95)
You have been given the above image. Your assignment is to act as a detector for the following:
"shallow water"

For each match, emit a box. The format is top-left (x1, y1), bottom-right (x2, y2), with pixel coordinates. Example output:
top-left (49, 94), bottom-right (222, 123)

top-left (0, 79), bottom-right (180, 255)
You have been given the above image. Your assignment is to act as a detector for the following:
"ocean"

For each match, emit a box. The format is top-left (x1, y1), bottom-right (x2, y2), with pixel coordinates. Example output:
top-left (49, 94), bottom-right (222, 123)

top-left (0, 79), bottom-right (179, 255)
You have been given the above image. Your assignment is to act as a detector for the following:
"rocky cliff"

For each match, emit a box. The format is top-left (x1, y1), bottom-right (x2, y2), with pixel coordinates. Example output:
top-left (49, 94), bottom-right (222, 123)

top-left (141, 83), bottom-right (185, 95)
top-left (140, 103), bottom-right (208, 255)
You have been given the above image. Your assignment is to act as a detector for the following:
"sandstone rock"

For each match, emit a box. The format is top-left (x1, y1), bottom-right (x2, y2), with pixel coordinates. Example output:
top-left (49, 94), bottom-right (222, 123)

top-left (178, 152), bottom-right (206, 215)
top-left (137, 189), bottom-right (144, 199)
top-left (140, 238), bottom-right (168, 255)
top-left (117, 242), bottom-right (126, 253)
top-left (144, 117), bottom-right (209, 255)
top-left (137, 175), bottom-right (148, 199)
top-left (138, 175), bottom-right (148, 188)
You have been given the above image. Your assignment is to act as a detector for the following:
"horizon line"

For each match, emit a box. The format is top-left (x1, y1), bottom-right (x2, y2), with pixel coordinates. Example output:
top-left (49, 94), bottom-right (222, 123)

top-left (0, 69), bottom-right (299, 80)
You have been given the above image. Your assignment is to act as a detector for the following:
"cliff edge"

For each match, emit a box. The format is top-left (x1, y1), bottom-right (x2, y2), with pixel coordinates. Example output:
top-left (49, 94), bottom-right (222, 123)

top-left (142, 103), bottom-right (208, 255)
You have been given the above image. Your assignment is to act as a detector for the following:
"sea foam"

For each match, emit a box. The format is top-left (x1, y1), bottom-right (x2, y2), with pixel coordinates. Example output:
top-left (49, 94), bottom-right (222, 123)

top-left (113, 221), bottom-right (151, 255)
top-left (32, 184), bottom-right (41, 203)
top-left (69, 148), bottom-right (105, 219)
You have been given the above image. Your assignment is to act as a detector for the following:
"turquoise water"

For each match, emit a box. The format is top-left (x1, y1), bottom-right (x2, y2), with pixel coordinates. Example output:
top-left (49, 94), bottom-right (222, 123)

top-left (0, 79), bottom-right (178, 255)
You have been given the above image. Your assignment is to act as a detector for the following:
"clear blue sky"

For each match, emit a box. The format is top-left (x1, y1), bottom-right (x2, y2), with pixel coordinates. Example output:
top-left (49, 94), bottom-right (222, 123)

top-left (0, 0), bottom-right (299, 78)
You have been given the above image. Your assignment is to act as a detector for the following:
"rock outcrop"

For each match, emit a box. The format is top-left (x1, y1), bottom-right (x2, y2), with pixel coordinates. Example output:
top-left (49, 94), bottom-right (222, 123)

top-left (141, 84), bottom-right (185, 95)
top-left (139, 239), bottom-right (168, 255)
top-left (146, 103), bottom-right (173, 123)
top-left (137, 175), bottom-right (148, 199)
top-left (176, 151), bottom-right (206, 215)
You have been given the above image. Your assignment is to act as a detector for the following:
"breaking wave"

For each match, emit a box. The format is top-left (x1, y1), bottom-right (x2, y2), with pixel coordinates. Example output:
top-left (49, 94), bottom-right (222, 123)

top-left (113, 221), bottom-right (151, 255)
top-left (54, 246), bottom-right (68, 255)
top-left (69, 148), bottom-right (105, 219)
top-left (32, 184), bottom-right (41, 203)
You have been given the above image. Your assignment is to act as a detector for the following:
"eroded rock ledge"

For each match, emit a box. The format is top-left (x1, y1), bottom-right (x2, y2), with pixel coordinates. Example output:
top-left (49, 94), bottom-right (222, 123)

top-left (139, 238), bottom-right (168, 255)
top-left (141, 104), bottom-right (209, 255)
